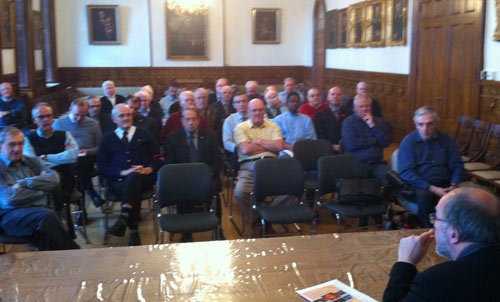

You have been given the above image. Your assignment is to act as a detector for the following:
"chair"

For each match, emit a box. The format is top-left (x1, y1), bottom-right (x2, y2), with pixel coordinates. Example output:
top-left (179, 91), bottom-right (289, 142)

top-left (154, 163), bottom-right (220, 243)
top-left (461, 120), bottom-right (490, 162)
top-left (293, 139), bottom-right (334, 196)
top-left (453, 116), bottom-right (476, 154)
top-left (316, 155), bottom-right (387, 230)
top-left (0, 229), bottom-right (34, 254)
top-left (251, 158), bottom-right (317, 238)
top-left (466, 124), bottom-right (500, 176)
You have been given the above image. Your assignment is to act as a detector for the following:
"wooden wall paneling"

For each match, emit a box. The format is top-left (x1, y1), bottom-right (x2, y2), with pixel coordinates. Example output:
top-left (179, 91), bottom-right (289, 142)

top-left (479, 80), bottom-right (500, 124)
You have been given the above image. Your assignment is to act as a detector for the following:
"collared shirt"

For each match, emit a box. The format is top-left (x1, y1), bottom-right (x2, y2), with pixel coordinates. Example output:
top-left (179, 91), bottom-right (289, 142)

top-left (278, 90), bottom-right (305, 104)
top-left (53, 115), bottom-right (102, 156)
top-left (273, 111), bottom-right (316, 156)
top-left (222, 112), bottom-right (247, 152)
top-left (184, 129), bottom-right (199, 149)
top-left (1, 97), bottom-right (12, 102)
top-left (139, 108), bottom-right (150, 117)
top-left (23, 129), bottom-right (79, 168)
top-left (159, 96), bottom-right (177, 119)
top-left (398, 130), bottom-right (464, 190)
top-left (108, 95), bottom-right (116, 106)
top-left (115, 125), bottom-right (136, 142)
top-left (234, 119), bottom-right (282, 162)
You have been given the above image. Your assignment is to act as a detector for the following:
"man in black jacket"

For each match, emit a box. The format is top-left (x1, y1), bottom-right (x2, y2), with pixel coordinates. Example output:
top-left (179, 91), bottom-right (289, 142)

top-left (100, 80), bottom-right (125, 114)
top-left (383, 187), bottom-right (500, 301)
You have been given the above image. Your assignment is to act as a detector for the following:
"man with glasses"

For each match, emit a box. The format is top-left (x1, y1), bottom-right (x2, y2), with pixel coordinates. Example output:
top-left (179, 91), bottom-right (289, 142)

top-left (383, 187), bottom-right (500, 301)
top-left (398, 106), bottom-right (464, 227)
top-left (0, 82), bottom-right (27, 130)
top-left (222, 92), bottom-right (249, 154)
top-left (299, 88), bottom-right (328, 121)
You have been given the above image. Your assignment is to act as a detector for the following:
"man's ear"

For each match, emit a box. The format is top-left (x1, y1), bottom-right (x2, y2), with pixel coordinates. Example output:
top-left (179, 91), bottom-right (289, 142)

top-left (448, 225), bottom-right (461, 245)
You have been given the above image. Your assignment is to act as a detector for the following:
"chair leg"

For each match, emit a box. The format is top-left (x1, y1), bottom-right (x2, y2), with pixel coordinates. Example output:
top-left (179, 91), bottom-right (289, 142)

top-left (153, 203), bottom-right (159, 244)
top-left (261, 218), bottom-right (266, 238)
top-left (311, 217), bottom-right (317, 234)
top-left (160, 230), bottom-right (165, 244)
top-left (78, 197), bottom-right (89, 244)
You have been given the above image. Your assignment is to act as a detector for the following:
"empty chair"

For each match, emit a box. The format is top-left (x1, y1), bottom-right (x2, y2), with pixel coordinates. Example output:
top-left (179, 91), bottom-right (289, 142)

top-left (251, 158), bottom-right (317, 237)
top-left (453, 115), bottom-right (476, 154)
top-left (155, 163), bottom-right (220, 243)
top-left (461, 120), bottom-right (490, 162)
top-left (466, 124), bottom-right (500, 174)
top-left (293, 139), bottom-right (334, 194)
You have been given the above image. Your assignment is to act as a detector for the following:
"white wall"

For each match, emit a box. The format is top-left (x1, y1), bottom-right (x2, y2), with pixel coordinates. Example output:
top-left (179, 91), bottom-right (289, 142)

top-left (1, 49), bottom-right (16, 74)
top-left (483, 0), bottom-right (500, 81)
top-left (55, 0), bottom-right (151, 67)
top-left (324, 0), bottom-right (412, 74)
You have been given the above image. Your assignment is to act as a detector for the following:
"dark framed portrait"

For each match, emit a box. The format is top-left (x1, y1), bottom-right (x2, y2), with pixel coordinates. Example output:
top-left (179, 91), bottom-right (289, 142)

top-left (87, 5), bottom-right (120, 45)
top-left (166, 6), bottom-right (208, 60)
top-left (1, 0), bottom-right (15, 49)
top-left (387, 0), bottom-right (408, 46)
top-left (252, 8), bottom-right (280, 44)
top-left (326, 10), bottom-right (338, 49)
top-left (348, 2), bottom-right (366, 47)
top-left (33, 11), bottom-right (43, 50)
top-left (366, 0), bottom-right (386, 47)
top-left (494, 0), bottom-right (500, 41)
top-left (337, 8), bottom-right (348, 48)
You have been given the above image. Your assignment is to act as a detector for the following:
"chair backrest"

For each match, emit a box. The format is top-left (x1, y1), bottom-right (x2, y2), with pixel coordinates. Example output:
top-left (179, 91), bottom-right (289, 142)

top-left (253, 158), bottom-right (304, 201)
top-left (157, 163), bottom-right (213, 207)
top-left (318, 155), bottom-right (368, 195)
top-left (454, 115), bottom-right (476, 152)
top-left (391, 149), bottom-right (399, 172)
top-left (464, 120), bottom-right (490, 157)
top-left (481, 124), bottom-right (500, 168)
top-left (293, 139), bottom-right (333, 172)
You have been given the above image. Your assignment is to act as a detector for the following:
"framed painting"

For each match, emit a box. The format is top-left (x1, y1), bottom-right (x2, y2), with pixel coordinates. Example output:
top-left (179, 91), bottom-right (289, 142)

top-left (166, 6), bottom-right (208, 60)
top-left (252, 8), bottom-right (280, 44)
top-left (87, 5), bottom-right (120, 45)
top-left (326, 10), bottom-right (338, 49)
top-left (1, 0), bottom-right (15, 49)
top-left (337, 8), bottom-right (348, 48)
top-left (494, 0), bottom-right (500, 41)
top-left (365, 0), bottom-right (386, 47)
top-left (347, 2), bottom-right (366, 47)
top-left (33, 11), bottom-right (43, 50)
top-left (387, 0), bottom-right (408, 46)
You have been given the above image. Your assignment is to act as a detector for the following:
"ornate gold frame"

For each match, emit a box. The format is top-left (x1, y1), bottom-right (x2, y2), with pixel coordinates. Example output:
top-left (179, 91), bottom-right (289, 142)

top-left (494, 0), bottom-right (500, 41)
top-left (347, 2), bottom-right (366, 47)
top-left (365, 0), bottom-right (386, 47)
top-left (337, 8), bottom-right (348, 48)
top-left (252, 8), bottom-right (280, 44)
top-left (166, 6), bottom-right (208, 60)
top-left (387, 0), bottom-right (408, 46)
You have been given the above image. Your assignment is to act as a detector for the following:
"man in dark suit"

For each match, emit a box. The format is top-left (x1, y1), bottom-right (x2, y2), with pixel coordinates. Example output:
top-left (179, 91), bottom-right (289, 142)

top-left (88, 96), bottom-right (116, 135)
top-left (245, 80), bottom-right (263, 100)
top-left (100, 80), bottom-right (125, 114)
top-left (209, 85), bottom-right (235, 119)
top-left (383, 187), bottom-right (500, 301)
top-left (343, 82), bottom-right (383, 118)
top-left (208, 77), bottom-right (229, 105)
top-left (164, 106), bottom-right (223, 241)
top-left (314, 86), bottom-right (350, 153)
top-left (132, 93), bottom-right (161, 143)
top-left (98, 104), bottom-right (163, 246)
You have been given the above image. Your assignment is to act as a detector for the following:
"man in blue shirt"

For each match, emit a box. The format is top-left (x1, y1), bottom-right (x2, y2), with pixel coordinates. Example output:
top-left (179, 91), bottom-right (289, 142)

top-left (342, 95), bottom-right (391, 184)
top-left (0, 82), bottom-right (26, 129)
top-left (398, 106), bottom-right (464, 227)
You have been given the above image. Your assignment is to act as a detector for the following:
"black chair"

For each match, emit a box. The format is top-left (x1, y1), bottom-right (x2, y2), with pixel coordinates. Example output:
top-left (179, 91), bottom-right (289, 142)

top-left (316, 155), bottom-right (387, 230)
top-left (293, 139), bottom-right (333, 196)
top-left (154, 163), bottom-right (220, 243)
top-left (251, 158), bottom-right (317, 238)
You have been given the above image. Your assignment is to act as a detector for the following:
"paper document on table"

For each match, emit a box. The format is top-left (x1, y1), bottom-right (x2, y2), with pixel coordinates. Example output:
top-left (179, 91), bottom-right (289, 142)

top-left (296, 279), bottom-right (378, 302)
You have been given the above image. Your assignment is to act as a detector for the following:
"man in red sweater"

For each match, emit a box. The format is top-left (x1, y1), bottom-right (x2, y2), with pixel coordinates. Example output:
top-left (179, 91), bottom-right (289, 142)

top-left (299, 87), bottom-right (328, 120)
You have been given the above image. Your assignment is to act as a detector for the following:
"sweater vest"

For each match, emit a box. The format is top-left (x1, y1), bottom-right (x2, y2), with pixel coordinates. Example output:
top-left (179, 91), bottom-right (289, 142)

top-left (27, 130), bottom-right (66, 156)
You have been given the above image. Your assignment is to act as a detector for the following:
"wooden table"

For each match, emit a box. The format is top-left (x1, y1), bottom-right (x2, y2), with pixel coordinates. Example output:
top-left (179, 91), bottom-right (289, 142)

top-left (0, 229), bottom-right (444, 301)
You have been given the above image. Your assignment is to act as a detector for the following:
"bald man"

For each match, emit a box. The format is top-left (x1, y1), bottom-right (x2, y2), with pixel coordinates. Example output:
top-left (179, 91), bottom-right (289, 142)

top-left (383, 187), bottom-right (500, 301)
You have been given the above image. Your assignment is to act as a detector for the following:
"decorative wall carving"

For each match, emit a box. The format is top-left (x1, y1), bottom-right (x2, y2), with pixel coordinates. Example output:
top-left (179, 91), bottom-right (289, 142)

top-left (479, 80), bottom-right (500, 124)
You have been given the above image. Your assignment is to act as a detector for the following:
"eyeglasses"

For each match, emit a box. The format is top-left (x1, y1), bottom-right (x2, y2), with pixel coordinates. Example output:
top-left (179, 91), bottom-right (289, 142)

top-left (35, 114), bottom-right (53, 119)
top-left (429, 213), bottom-right (448, 225)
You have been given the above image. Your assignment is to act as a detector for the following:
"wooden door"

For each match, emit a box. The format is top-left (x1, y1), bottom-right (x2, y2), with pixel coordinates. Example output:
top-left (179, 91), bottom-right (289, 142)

top-left (312, 0), bottom-right (326, 89)
top-left (409, 0), bottom-right (485, 134)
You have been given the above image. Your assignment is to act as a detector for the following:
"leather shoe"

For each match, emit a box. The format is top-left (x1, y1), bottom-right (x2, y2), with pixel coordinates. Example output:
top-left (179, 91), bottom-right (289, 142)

top-left (128, 232), bottom-right (141, 246)
top-left (180, 233), bottom-right (193, 242)
top-left (91, 195), bottom-right (105, 208)
top-left (107, 219), bottom-right (127, 237)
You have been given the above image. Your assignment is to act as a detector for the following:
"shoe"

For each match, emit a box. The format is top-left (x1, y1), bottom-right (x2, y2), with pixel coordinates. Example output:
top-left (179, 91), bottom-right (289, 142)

top-left (107, 219), bottom-right (127, 237)
top-left (75, 212), bottom-right (88, 226)
top-left (128, 232), bottom-right (141, 246)
top-left (91, 194), bottom-right (105, 208)
top-left (180, 233), bottom-right (193, 242)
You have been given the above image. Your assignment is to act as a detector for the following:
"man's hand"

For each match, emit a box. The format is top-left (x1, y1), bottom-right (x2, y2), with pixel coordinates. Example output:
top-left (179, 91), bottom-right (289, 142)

top-left (333, 144), bottom-right (340, 152)
top-left (362, 113), bottom-right (375, 128)
top-left (283, 142), bottom-right (293, 150)
top-left (397, 229), bottom-right (435, 265)
top-left (137, 167), bottom-right (153, 175)
top-left (120, 166), bottom-right (141, 176)
top-left (0, 111), bottom-right (9, 118)
top-left (79, 149), bottom-right (88, 155)
top-left (429, 185), bottom-right (447, 197)
top-left (40, 155), bottom-right (48, 161)
top-left (65, 144), bottom-right (75, 151)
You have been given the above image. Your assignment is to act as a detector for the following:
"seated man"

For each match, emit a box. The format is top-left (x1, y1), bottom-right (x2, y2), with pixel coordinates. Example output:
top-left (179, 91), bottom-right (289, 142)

top-left (0, 127), bottom-right (79, 250)
top-left (139, 85), bottom-right (164, 123)
top-left (383, 187), bottom-right (500, 301)
top-left (164, 107), bottom-right (223, 241)
top-left (264, 90), bottom-right (286, 119)
top-left (343, 82), bottom-right (383, 118)
top-left (87, 96), bottom-right (115, 135)
top-left (98, 104), bottom-right (163, 246)
top-left (0, 82), bottom-right (27, 129)
top-left (210, 85), bottom-right (235, 119)
top-left (53, 98), bottom-right (104, 209)
top-left (131, 93), bottom-right (161, 143)
top-left (245, 80), bottom-right (263, 100)
top-left (222, 93), bottom-right (248, 154)
top-left (398, 106), bottom-right (464, 227)
top-left (278, 77), bottom-right (304, 104)
top-left (342, 95), bottom-right (391, 184)
top-left (24, 103), bottom-right (79, 212)
top-left (299, 88), bottom-right (328, 120)
top-left (161, 91), bottom-right (210, 143)
top-left (159, 81), bottom-right (179, 119)
top-left (315, 86), bottom-right (351, 153)
top-left (195, 88), bottom-right (222, 134)
top-left (208, 77), bottom-right (229, 105)
top-left (234, 99), bottom-right (288, 233)
top-left (273, 92), bottom-right (316, 156)
top-left (100, 80), bottom-right (125, 114)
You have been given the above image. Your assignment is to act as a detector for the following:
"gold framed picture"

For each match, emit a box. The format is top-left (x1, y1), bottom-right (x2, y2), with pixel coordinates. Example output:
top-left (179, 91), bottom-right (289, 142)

top-left (387, 0), bottom-right (408, 46)
top-left (326, 9), bottom-right (338, 49)
top-left (252, 8), bottom-right (280, 44)
top-left (166, 6), bottom-right (208, 60)
top-left (494, 0), bottom-right (500, 41)
top-left (1, 0), bottom-right (15, 49)
top-left (347, 2), bottom-right (366, 47)
top-left (87, 5), bottom-right (121, 45)
top-left (337, 8), bottom-right (348, 48)
top-left (365, 0), bottom-right (386, 47)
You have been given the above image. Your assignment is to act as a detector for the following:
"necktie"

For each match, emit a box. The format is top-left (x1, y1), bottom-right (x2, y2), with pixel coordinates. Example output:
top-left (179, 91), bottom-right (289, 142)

top-left (188, 135), bottom-right (199, 163)
top-left (122, 131), bottom-right (129, 144)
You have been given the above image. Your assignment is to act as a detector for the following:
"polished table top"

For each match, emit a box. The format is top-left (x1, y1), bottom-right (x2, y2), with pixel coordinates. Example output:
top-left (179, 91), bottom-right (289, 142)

top-left (0, 229), bottom-right (444, 301)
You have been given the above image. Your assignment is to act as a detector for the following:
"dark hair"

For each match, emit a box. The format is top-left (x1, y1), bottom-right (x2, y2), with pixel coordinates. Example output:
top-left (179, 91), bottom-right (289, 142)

top-left (168, 81), bottom-right (180, 88)
top-left (0, 127), bottom-right (22, 144)
top-left (286, 91), bottom-right (300, 102)
top-left (182, 106), bottom-right (200, 118)
top-left (126, 95), bottom-right (140, 104)
top-left (444, 192), bottom-right (500, 244)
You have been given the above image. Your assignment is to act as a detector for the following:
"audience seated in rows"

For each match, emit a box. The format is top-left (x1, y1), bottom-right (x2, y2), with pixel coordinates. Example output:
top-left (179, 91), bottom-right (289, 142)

top-left (126, 94), bottom-right (161, 144)
top-left (279, 77), bottom-right (304, 104)
top-left (195, 88), bottom-right (223, 137)
top-left (159, 81), bottom-right (180, 119)
top-left (100, 80), bottom-right (125, 114)
top-left (0, 82), bottom-right (27, 130)
top-left (343, 82), bottom-right (383, 118)
top-left (264, 89), bottom-right (286, 119)
top-left (245, 80), bottom-right (263, 100)
top-left (210, 85), bottom-right (235, 119)
top-left (223, 92), bottom-right (248, 154)
top-left (87, 96), bottom-right (116, 135)
top-left (208, 77), bottom-right (229, 105)
top-left (299, 87), bottom-right (328, 121)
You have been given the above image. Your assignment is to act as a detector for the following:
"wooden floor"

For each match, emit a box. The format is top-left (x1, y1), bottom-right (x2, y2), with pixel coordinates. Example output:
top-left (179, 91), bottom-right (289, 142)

top-left (5, 144), bottom-right (399, 252)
